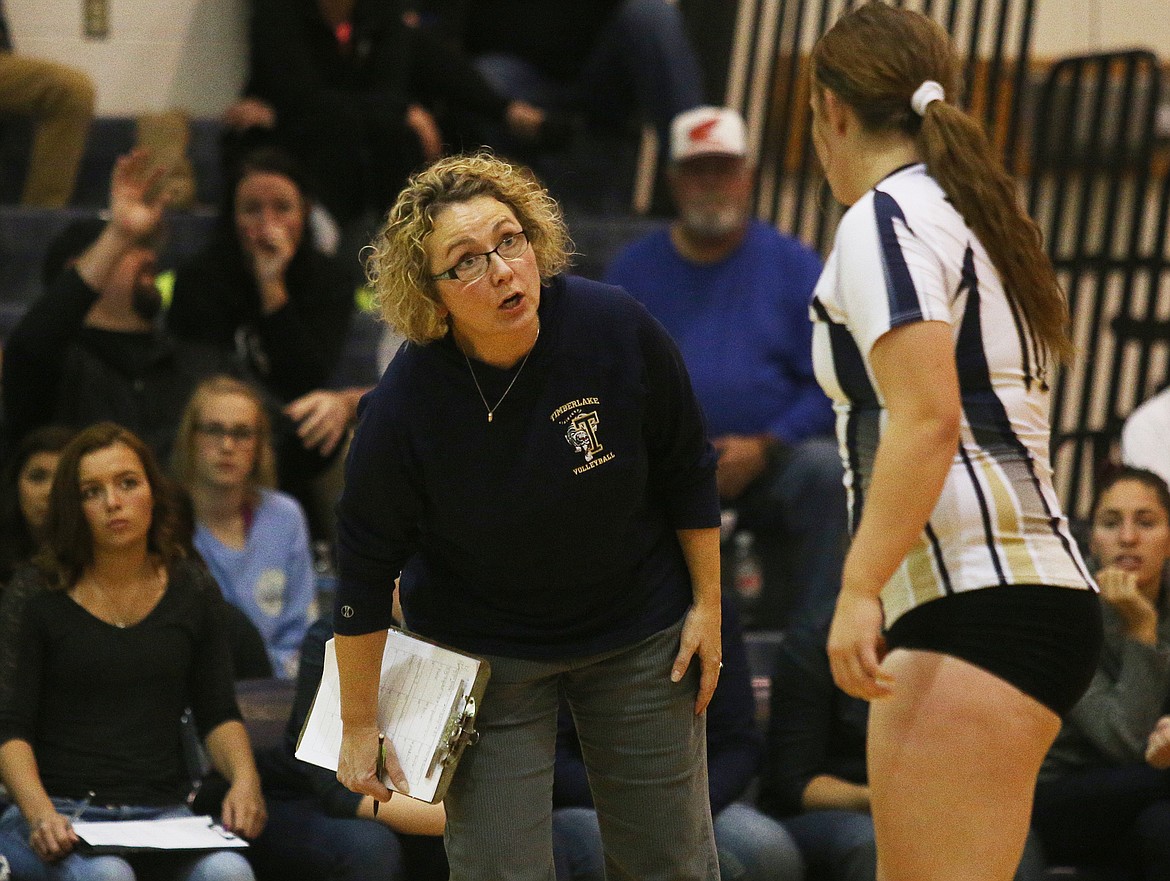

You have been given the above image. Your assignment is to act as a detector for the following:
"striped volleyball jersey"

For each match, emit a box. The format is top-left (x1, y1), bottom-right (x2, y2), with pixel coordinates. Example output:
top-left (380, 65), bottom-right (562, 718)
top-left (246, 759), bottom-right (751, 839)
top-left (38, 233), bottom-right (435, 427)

top-left (811, 163), bottom-right (1094, 626)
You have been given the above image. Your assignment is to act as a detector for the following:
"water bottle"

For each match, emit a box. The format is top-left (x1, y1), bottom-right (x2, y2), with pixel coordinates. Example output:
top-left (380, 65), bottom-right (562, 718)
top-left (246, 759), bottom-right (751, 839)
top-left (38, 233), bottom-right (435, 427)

top-left (732, 531), bottom-right (764, 605)
top-left (312, 540), bottom-right (338, 613)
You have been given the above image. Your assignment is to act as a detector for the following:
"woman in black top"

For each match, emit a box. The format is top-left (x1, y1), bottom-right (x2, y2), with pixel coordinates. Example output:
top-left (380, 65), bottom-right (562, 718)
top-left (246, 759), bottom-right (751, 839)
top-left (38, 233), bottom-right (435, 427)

top-left (169, 148), bottom-right (355, 522)
top-left (332, 152), bottom-right (723, 880)
top-left (0, 422), bottom-right (266, 881)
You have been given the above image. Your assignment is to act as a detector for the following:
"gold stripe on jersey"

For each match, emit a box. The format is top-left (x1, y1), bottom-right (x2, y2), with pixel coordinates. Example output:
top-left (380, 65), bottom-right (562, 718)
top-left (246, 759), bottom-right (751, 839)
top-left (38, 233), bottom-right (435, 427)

top-left (981, 458), bottom-right (1042, 585)
top-left (906, 537), bottom-right (942, 607)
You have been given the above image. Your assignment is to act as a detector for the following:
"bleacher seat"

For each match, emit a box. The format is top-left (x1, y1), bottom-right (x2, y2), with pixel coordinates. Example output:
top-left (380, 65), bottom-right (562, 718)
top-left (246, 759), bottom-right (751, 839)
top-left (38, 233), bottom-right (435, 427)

top-left (0, 115), bottom-right (227, 209)
top-left (0, 104), bottom-right (671, 392)
top-left (0, 205), bottom-right (218, 311)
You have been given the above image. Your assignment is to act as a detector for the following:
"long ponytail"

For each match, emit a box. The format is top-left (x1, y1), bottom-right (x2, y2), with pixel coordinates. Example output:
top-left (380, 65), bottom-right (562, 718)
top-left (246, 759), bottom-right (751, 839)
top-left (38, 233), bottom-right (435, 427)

top-left (918, 100), bottom-right (1072, 363)
top-left (813, 2), bottom-right (1073, 363)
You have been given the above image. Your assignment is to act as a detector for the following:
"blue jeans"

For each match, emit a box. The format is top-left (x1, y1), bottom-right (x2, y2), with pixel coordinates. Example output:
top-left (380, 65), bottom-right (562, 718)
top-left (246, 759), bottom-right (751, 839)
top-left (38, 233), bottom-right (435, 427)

top-left (473, 0), bottom-right (702, 147)
top-left (553, 802), bottom-right (805, 881)
top-left (783, 809), bottom-right (1048, 881)
top-left (734, 436), bottom-right (848, 629)
top-left (1034, 764), bottom-right (1170, 879)
top-left (245, 796), bottom-right (418, 881)
top-left (0, 831), bottom-right (49, 881)
top-left (0, 801), bottom-right (254, 881)
top-left (782, 811), bottom-right (875, 881)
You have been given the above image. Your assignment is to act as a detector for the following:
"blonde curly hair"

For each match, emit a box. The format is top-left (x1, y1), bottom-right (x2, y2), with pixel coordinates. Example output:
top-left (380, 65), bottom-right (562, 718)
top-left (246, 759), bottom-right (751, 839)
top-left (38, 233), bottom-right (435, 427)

top-left (364, 152), bottom-right (573, 344)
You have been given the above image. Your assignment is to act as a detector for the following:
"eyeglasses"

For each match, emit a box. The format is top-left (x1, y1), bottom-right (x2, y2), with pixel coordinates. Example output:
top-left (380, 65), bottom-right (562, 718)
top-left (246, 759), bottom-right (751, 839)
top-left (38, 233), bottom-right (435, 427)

top-left (432, 231), bottom-right (529, 283)
top-left (195, 422), bottom-right (259, 444)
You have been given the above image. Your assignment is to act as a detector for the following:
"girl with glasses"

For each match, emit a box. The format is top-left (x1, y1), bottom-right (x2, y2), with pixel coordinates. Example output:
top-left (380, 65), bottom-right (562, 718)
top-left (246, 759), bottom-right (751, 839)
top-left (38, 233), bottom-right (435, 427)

top-left (173, 375), bottom-right (317, 679)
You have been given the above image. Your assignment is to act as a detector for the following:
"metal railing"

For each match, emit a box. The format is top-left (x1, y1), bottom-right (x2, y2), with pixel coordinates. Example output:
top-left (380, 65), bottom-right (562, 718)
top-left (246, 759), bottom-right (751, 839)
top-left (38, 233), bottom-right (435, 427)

top-left (1027, 51), bottom-right (1169, 517)
top-left (724, 0), bottom-right (1035, 249)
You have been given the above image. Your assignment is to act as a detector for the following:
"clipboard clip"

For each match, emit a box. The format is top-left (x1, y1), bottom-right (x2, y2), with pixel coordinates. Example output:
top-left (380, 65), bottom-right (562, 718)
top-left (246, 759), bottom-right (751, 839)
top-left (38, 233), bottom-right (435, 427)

top-left (427, 694), bottom-right (480, 777)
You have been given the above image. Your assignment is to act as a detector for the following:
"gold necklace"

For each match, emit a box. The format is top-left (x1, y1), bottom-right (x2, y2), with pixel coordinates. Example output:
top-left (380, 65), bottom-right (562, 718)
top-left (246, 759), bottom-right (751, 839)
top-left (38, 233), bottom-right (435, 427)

top-left (461, 324), bottom-right (539, 423)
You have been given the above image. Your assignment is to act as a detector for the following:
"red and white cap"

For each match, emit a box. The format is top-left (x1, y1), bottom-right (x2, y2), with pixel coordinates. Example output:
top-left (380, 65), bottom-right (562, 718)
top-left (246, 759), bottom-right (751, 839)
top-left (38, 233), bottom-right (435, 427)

top-left (669, 106), bottom-right (748, 163)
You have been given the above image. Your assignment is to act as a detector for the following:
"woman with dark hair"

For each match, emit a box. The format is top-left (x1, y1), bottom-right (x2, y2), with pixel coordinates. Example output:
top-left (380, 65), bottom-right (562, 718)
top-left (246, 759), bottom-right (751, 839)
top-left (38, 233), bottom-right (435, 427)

top-left (807, 4), bottom-right (1101, 881)
top-left (0, 425), bottom-right (75, 586)
top-left (0, 422), bottom-right (266, 881)
top-left (168, 147), bottom-right (356, 521)
top-left (1033, 467), bottom-right (1170, 879)
top-left (169, 148), bottom-right (353, 409)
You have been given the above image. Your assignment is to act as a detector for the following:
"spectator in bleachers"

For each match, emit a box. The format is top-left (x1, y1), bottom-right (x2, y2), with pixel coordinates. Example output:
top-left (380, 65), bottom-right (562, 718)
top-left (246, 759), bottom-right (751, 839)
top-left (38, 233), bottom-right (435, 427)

top-left (172, 376), bottom-right (317, 680)
top-left (250, 612), bottom-right (448, 881)
top-left (0, 422), bottom-right (266, 881)
top-left (760, 617), bottom-right (1048, 881)
top-left (552, 592), bottom-right (804, 881)
top-left (1032, 466), bottom-right (1170, 879)
top-left (168, 148), bottom-right (354, 527)
top-left (0, 425), bottom-right (73, 586)
top-left (1121, 387), bottom-right (1170, 488)
top-left (441, 0), bottom-right (702, 170)
top-left (1, 150), bottom-right (232, 464)
top-left (0, 0), bottom-right (94, 207)
top-left (0, 426), bottom-right (73, 768)
top-left (604, 106), bottom-right (845, 629)
top-left (229, 0), bottom-right (552, 230)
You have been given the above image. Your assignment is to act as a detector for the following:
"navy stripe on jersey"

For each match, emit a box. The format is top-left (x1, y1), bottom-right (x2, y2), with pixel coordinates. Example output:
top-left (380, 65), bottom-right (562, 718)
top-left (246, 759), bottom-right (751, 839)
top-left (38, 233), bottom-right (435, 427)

top-left (924, 523), bottom-right (954, 594)
top-left (873, 191), bottom-right (923, 327)
top-left (844, 408), bottom-right (864, 533)
top-left (811, 298), bottom-right (877, 406)
top-left (812, 297), bottom-right (877, 533)
top-left (953, 252), bottom-right (1094, 584)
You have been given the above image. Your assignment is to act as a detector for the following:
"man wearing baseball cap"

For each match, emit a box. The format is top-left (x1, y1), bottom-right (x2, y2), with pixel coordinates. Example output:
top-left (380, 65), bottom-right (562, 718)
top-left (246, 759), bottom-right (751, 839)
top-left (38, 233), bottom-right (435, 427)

top-left (606, 105), bottom-right (847, 630)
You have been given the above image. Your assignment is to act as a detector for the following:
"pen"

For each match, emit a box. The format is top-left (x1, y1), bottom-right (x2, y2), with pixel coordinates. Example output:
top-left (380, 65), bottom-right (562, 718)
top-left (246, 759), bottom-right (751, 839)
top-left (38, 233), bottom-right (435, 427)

top-left (374, 732), bottom-right (385, 818)
top-left (69, 791), bottom-right (95, 824)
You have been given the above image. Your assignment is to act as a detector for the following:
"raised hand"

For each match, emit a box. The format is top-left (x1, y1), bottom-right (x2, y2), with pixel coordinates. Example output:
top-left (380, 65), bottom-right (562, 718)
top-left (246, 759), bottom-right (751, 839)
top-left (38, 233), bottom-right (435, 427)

top-left (108, 149), bottom-right (169, 241)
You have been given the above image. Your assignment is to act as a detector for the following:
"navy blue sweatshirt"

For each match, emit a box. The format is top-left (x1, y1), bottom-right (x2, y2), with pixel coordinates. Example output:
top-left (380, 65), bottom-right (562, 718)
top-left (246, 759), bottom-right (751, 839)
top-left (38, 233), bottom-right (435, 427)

top-left (334, 275), bottom-right (719, 659)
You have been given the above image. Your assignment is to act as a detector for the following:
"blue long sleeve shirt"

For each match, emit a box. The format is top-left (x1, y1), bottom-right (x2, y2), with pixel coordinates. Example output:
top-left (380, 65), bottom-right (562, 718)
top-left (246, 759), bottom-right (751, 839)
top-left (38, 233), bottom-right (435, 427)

top-left (194, 489), bottom-right (317, 679)
top-left (334, 275), bottom-right (720, 659)
top-left (604, 221), bottom-right (832, 444)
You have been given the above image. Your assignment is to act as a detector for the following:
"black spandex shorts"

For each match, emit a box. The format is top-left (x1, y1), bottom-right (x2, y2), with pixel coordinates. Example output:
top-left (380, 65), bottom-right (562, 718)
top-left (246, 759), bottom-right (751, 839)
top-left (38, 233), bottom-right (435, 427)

top-left (883, 584), bottom-right (1103, 717)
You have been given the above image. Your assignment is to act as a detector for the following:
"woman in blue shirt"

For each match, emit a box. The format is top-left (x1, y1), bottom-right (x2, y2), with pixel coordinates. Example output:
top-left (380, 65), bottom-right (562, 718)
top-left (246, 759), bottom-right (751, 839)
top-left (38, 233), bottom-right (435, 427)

top-left (172, 375), bottom-right (317, 679)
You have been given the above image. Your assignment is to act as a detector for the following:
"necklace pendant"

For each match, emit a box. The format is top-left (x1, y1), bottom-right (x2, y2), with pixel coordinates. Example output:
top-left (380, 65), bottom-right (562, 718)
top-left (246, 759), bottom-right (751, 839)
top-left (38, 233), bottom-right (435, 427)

top-left (487, 412), bottom-right (493, 423)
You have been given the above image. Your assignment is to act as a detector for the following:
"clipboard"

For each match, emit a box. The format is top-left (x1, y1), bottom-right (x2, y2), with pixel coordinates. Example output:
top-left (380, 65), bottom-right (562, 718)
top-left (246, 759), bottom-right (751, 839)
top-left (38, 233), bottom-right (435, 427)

top-left (295, 626), bottom-right (490, 804)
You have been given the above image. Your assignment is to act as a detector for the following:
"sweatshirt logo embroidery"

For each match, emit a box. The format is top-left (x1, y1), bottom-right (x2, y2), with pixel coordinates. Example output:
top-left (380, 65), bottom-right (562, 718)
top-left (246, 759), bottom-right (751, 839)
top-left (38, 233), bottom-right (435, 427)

top-left (550, 398), bottom-right (616, 475)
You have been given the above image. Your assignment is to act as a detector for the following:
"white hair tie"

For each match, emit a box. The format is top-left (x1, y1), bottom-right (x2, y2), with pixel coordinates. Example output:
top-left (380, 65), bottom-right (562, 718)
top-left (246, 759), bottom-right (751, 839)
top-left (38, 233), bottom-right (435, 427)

top-left (910, 80), bottom-right (946, 116)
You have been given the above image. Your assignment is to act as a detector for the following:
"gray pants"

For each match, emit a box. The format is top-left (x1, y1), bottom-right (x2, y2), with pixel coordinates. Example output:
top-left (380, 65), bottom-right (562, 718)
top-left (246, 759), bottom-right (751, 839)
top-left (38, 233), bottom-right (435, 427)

top-left (444, 618), bottom-right (719, 881)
